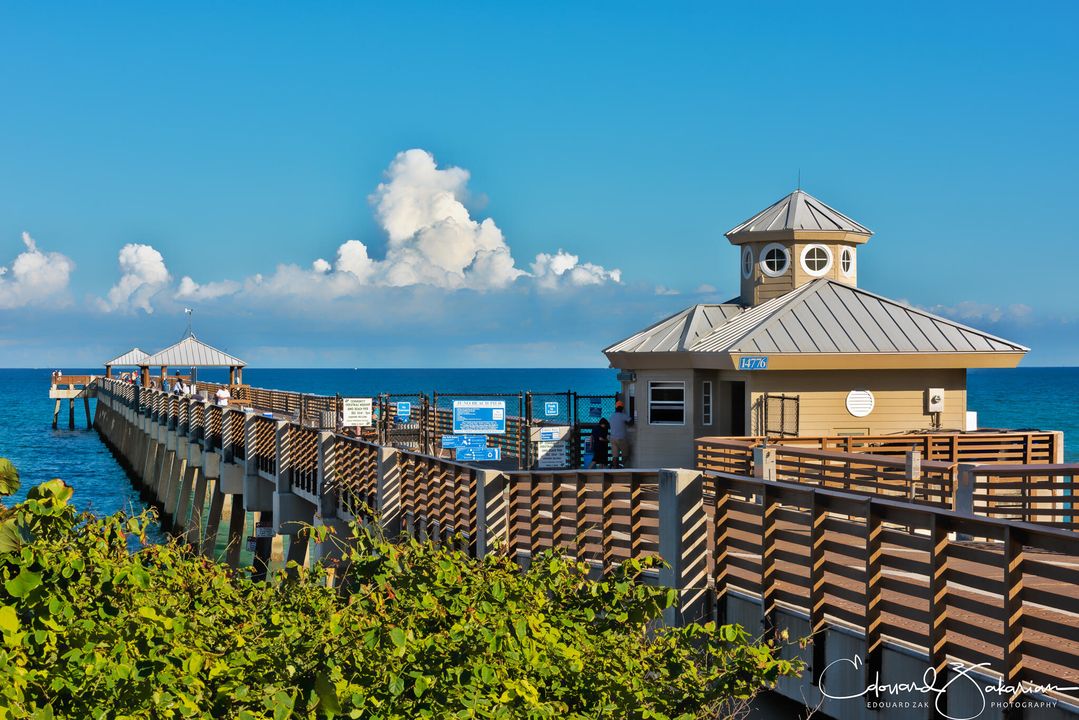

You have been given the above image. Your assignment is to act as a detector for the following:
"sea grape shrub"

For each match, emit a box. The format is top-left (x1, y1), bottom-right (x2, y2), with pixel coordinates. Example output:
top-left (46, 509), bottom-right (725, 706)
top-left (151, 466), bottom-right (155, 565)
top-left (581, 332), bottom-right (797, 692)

top-left (0, 464), bottom-right (800, 719)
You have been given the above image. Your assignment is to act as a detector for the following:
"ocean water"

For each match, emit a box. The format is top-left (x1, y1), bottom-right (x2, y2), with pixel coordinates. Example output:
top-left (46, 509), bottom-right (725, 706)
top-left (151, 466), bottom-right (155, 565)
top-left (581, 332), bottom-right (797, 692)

top-left (0, 367), bottom-right (1075, 520)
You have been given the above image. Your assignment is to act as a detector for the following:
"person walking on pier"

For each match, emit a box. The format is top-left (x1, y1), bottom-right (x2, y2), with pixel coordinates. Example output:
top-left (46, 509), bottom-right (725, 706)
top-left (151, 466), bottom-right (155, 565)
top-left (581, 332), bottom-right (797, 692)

top-left (590, 417), bottom-right (611, 468)
top-left (609, 401), bottom-right (632, 468)
top-left (215, 385), bottom-right (231, 407)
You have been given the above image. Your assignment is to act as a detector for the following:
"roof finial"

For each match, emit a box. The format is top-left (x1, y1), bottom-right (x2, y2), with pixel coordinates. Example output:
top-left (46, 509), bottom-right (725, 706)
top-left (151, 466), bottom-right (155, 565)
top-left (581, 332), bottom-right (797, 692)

top-left (797, 169), bottom-right (801, 190)
top-left (183, 308), bottom-right (193, 339)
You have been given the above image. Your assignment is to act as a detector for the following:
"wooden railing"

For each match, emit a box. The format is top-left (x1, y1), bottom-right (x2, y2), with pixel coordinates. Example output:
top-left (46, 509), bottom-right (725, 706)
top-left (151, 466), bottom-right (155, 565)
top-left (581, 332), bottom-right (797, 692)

top-left (335, 436), bottom-right (379, 519)
top-left (51, 374), bottom-right (95, 387)
top-left (962, 464), bottom-right (1078, 529)
top-left (709, 472), bottom-right (1079, 695)
top-left (714, 431), bottom-right (1063, 464)
top-left (698, 436), bottom-right (1076, 528)
top-left (289, 425), bottom-right (319, 499)
top-left (772, 446), bottom-right (955, 507)
top-left (253, 416), bottom-right (276, 475)
top-left (227, 410), bottom-right (246, 460)
top-left (504, 470), bottom-right (661, 571)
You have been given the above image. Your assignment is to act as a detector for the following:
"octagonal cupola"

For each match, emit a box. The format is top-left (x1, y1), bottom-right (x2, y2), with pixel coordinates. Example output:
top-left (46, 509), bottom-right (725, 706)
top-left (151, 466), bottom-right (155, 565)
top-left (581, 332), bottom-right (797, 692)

top-left (726, 190), bottom-right (872, 306)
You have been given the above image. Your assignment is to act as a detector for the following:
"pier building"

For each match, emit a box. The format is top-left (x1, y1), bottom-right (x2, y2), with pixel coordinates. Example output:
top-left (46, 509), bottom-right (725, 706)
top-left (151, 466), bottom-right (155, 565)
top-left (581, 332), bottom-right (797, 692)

top-left (605, 190), bottom-right (1028, 468)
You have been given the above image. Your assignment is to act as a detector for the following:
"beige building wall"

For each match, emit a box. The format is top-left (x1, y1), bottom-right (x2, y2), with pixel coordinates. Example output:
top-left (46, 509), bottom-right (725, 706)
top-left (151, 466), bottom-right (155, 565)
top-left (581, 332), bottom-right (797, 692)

top-left (627, 368), bottom-right (697, 469)
top-left (745, 369), bottom-right (967, 436)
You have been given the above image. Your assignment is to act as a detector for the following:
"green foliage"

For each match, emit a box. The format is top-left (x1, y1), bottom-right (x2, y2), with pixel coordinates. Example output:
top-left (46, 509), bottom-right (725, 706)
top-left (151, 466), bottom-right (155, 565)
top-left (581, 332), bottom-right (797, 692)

top-left (0, 460), bottom-right (801, 719)
top-left (0, 459), bottom-right (18, 497)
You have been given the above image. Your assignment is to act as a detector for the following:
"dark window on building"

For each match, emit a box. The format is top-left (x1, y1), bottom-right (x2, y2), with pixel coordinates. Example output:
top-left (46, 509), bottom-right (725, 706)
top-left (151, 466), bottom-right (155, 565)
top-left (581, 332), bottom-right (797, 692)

top-left (648, 381), bottom-right (685, 425)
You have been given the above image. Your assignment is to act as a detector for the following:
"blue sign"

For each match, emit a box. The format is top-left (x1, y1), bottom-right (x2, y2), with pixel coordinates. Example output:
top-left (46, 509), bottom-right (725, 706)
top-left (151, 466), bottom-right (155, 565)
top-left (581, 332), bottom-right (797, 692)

top-left (738, 356), bottom-right (769, 370)
top-left (455, 447), bottom-right (501, 462)
top-left (441, 435), bottom-right (487, 449)
top-left (589, 406), bottom-right (602, 418)
top-left (396, 401), bottom-right (411, 423)
top-left (544, 401), bottom-right (559, 417)
top-left (452, 400), bottom-right (506, 434)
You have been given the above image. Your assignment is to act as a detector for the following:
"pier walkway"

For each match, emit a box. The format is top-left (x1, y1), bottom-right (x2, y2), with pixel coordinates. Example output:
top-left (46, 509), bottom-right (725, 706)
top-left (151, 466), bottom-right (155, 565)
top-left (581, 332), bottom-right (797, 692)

top-left (87, 377), bottom-right (1079, 720)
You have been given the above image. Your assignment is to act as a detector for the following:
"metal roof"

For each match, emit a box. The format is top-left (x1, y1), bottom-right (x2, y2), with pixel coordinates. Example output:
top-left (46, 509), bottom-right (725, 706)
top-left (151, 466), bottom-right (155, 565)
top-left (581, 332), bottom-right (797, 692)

top-left (104, 347), bottom-right (149, 366)
top-left (141, 335), bottom-right (246, 367)
top-left (605, 303), bottom-right (745, 353)
top-left (726, 189), bottom-right (871, 236)
top-left (606, 279), bottom-right (1028, 357)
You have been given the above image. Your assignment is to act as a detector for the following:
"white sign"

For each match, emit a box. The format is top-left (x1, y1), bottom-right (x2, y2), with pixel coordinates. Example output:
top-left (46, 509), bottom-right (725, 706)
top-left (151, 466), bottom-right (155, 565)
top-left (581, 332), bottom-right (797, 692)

top-left (533, 425), bottom-right (571, 469)
top-left (342, 397), bottom-right (374, 427)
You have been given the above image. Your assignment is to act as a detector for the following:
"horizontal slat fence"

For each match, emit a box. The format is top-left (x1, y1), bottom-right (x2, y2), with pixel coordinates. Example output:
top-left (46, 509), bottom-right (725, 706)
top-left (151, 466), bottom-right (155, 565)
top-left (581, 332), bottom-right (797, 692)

top-left (698, 437), bottom-right (1076, 528)
top-left (704, 431), bottom-right (1062, 464)
top-left (709, 471), bottom-right (1079, 699)
top-left (503, 471), bottom-right (661, 571)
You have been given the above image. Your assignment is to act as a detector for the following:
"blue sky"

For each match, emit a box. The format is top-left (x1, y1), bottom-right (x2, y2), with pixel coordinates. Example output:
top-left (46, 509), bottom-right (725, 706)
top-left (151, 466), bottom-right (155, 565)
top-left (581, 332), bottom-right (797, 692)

top-left (1, 2), bottom-right (1077, 366)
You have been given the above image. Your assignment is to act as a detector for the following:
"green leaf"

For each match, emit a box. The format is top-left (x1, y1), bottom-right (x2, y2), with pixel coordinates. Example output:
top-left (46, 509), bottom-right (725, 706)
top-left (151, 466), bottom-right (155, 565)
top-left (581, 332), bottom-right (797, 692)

top-left (0, 605), bottom-right (18, 634)
top-left (314, 673), bottom-right (342, 716)
top-left (0, 458), bottom-right (19, 496)
top-left (389, 627), bottom-right (406, 648)
top-left (0, 519), bottom-right (21, 554)
top-left (5, 569), bottom-right (42, 598)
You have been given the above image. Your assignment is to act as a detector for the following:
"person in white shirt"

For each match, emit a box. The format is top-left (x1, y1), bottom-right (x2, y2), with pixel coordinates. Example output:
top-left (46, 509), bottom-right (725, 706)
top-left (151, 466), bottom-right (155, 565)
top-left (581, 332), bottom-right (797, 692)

top-left (609, 400), bottom-right (633, 468)
top-left (214, 386), bottom-right (231, 407)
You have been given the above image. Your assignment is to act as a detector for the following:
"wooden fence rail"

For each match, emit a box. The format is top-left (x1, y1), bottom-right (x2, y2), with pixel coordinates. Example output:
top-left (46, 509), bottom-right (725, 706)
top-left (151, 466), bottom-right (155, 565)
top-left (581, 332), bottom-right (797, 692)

top-left (698, 437), bottom-right (1077, 528)
top-left (709, 471), bottom-right (1079, 695)
top-left (701, 431), bottom-right (1063, 464)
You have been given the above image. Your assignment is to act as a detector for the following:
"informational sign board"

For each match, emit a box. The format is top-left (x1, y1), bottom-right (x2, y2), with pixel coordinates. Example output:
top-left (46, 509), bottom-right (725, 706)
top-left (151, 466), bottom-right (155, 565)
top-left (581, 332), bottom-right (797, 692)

top-left (532, 425), bottom-right (571, 469)
top-left (738, 356), bottom-right (769, 370)
top-left (441, 434), bottom-right (487, 449)
top-left (455, 447), bottom-right (501, 462)
top-left (255, 521), bottom-right (275, 538)
top-left (396, 401), bottom-right (411, 423)
top-left (544, 401), bottom-right (559, 417)
top-left (342, 397), bottom-right (374, 427)
top-left (246, 536), bottom-right (257, 552)
top-left (452, 400), bottom-right (506, 434)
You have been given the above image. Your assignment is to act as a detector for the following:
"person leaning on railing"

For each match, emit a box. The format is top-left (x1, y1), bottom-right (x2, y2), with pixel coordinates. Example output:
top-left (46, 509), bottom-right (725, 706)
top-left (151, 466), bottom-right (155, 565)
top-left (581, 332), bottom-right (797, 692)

top-left (609, 401), bottom-right (633, 468)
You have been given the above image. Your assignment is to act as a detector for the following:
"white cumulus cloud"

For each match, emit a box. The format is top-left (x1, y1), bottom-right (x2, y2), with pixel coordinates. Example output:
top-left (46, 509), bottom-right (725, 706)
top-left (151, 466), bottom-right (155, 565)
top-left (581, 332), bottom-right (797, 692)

top-left (366, 148), bottom-right (523, 289)
top-left (0, 232), bottom-right (75, 309)
top-left (176, 276), bottom-right (241, 301)
top-left (144, 149), bottom-right (621, 305)
top-left (99, 243), bottom-right (170, 314)
top-left (531, 250), bottom-right (622, 290)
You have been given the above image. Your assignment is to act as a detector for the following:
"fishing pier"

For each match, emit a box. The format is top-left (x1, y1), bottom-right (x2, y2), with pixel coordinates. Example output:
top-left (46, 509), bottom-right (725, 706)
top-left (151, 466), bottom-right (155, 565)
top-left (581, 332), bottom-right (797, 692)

top-left (78, 374), bottom-right (1079, 720)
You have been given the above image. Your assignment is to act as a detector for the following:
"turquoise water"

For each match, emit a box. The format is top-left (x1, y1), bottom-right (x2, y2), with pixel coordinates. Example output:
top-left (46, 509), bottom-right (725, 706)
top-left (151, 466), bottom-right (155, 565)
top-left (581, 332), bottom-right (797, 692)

top-left (1, 367), bottom-right (1075, 519)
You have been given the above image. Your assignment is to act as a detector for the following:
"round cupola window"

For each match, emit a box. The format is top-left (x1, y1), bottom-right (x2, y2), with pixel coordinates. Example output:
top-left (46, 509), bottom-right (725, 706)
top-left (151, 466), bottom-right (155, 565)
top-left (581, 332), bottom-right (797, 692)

top-left (840, 247), bottom-right (855, 277)
top-left (800, 244), bottom-right (833, 277)
top-left (741, 246), bottom-right (754, 279)
top-left (759, 243), bottom-right (790, 277)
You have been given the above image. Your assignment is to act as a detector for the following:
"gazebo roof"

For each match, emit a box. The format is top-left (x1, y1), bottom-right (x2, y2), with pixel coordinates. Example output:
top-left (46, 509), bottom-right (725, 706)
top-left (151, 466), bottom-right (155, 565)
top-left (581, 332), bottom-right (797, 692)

top-left (726, 189), bottom-right (871, 237)
top-left (606, 279), bottom-right (1028, 361)
top-left (104, 347), bottom-right (150, 366)
top-left (141, 334), bottom-right (246, 368)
